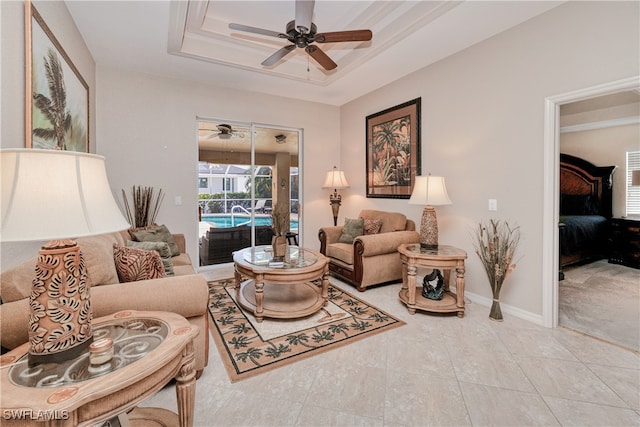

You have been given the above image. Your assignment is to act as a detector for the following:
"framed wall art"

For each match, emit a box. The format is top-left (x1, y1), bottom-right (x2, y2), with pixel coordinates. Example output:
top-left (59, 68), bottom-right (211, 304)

top-left (366, 98), bottom-right (421, 198)
top-left (25, 0), bottom-right (89, 152)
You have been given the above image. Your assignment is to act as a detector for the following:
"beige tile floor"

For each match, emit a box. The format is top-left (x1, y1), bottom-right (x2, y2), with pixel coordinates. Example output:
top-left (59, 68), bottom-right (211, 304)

top-left (142, 267), bottom-right (640, 426)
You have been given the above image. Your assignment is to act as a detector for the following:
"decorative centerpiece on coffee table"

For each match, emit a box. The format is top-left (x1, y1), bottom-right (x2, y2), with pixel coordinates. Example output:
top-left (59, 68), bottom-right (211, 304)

top-left (270, 202), bottom-right (289, 261)
top-left (472, 219), bottom-right (520, 321)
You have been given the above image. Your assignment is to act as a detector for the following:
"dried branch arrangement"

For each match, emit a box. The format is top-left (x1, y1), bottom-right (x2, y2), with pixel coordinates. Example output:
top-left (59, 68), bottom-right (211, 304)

top-left (472, 219), bottom-right (521, 321)
top-left (121, 185), bottom-right (165, 228)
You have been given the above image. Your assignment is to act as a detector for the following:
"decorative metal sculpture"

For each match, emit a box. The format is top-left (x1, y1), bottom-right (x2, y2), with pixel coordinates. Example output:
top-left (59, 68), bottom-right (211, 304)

top-left (422, 269), bottom-right (444, 300)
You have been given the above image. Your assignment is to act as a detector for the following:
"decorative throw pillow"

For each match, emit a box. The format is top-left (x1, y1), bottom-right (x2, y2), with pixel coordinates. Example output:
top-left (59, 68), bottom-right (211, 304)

top-left (130, 224), bottom-right (180, 256)
top-left (126, 240), bottom-right (174, 276)
top-left (113, 244), bottom-right (166, 283)
top-left (338, 218), bottom-right (364, 244)
top-left (362, 218), bottom-right (383, 235)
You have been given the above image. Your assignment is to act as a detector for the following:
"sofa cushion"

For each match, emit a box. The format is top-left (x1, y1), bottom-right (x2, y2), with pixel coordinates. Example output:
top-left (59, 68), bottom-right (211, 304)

top-left (338, 218), bottom-right (364, 244)
top-left (363, 218), bottom-right (383, 235)
top-left (326, 243), bottom-right (354, 265)
top-left (76, 232), bottom-right (125, 286)
top-left (171, 253), bottom-right (192, 267)
top-left (130, 224), bottom-right (180, 256)
top-left (0, 258), bottom-right (36, 303)
top-left (359, 210), bottom-right (407, 233)
top-left (126, 240), bottom-right (174, 276)
top-left (113, 244), bottom-right (166, 283)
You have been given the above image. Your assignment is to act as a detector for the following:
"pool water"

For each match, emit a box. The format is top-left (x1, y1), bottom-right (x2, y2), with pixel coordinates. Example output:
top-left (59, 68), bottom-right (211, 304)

top-left (202, 214), bottom-right (298, 229)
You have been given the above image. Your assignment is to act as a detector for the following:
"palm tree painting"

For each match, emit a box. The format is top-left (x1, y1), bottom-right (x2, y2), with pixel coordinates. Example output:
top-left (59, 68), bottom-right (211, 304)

top-left (371, 116), bottom-right (411, 187)
top-left (366, 98), bottom-right (421, 198)
top-left (27, 3), bottom-right (88, 152)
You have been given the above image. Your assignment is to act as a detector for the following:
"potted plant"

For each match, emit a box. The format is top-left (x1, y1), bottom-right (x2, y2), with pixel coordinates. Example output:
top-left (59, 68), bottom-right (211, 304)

top-left (270, 202), bottom-right (289, 260)
top-left (121, 185), bottom-right (164, 229)
top-left (472, 219), bottom-right (520, 321)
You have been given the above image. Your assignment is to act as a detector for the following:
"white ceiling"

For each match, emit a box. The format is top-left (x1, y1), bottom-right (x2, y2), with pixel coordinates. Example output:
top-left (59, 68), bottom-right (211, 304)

top-left (65, 0), bottom-right (564, 106)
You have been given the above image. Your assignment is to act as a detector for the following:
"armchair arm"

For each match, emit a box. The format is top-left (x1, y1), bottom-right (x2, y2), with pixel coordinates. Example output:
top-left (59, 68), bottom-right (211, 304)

top-left (354, 230), bottom-right (420, 257)
top-left (318, 226), bottom-right (344, 254)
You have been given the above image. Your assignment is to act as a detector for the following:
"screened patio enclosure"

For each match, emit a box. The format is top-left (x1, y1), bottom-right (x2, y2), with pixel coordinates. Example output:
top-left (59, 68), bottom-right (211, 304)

top-left (197, 120), bottom-right (301, 267)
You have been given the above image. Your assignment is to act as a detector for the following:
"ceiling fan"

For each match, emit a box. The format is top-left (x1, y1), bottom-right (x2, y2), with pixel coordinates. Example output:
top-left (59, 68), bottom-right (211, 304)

top-left (228, 0), bottom-right (372, 71)
top-left (204, 124), bottom-right (245, 140)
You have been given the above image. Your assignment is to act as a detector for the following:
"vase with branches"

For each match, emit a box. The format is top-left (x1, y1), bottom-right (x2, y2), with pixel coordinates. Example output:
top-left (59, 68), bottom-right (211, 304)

top-left (121, 186), bottom-right (165, 229)
top-left (472, 219), bottom-right (521, 321)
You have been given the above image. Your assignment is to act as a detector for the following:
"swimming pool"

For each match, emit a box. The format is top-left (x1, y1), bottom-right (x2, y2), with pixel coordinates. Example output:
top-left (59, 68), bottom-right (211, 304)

top-left (202, 214), bottom-right (298, 229)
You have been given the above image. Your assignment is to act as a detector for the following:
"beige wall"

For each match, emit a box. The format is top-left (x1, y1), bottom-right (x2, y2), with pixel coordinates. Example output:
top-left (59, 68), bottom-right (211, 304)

top-left (340, 1), bottom-right (639, 319)
top-left (561, 124), bottom-right (640, 217)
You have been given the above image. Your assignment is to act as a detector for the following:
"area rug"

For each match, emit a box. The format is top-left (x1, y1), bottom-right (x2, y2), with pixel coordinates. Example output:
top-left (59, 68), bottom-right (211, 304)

top-left (207, 277), bottom-right (405, 382)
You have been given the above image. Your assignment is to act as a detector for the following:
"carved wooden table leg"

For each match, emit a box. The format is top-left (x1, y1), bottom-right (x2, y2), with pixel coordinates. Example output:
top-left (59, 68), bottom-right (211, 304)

top-left (321, 266), bottom-right (329, 306)
top-left (175, 339), bottom-right (196, 427)
top-left (254, 274), bottom-right (265, 322)
top-left (407, 264), bottom-right (417, 314)
top-left (456, 263), bottom-right (465, 318)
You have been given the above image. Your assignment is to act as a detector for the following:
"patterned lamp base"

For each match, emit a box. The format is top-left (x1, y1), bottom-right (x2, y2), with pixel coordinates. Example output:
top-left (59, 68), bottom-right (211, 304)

top-left (28, 240), bottom-right (93, 366)
top-left (420, 205), bottom-right (439, 249)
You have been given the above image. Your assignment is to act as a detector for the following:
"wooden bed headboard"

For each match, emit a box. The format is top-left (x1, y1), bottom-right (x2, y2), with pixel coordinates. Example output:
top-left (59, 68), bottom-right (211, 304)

top-left (559, 153), bottom-right (617, 218)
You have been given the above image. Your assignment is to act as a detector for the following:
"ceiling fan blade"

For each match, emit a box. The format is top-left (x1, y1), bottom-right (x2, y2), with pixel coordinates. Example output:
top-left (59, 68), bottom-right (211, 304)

top-left (305, 45), bottom-right (337, 71)
top-left (295, 0), bottom-right (315, 34)
top-left (314, 30), bottom-right (373, 43)
top-left (229, 23), bottom-right (286, 39)
top-left (262, 45), bottom-right (296, 67)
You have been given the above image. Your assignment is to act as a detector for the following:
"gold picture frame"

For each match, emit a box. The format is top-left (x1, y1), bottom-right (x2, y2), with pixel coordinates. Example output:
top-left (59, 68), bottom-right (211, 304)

top-left (25, 0), bottom-right (89, 152)
top-left (366, 98), bottom-right (421, 198)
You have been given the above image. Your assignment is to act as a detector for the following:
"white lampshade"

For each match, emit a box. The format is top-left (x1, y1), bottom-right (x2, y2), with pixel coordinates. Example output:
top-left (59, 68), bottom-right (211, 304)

top-left (1, 149), bottom-right (130, 242)
top-left (408, 175), bottom-right (452, 206)
top-left (322, 166), bottom-right (350, 189)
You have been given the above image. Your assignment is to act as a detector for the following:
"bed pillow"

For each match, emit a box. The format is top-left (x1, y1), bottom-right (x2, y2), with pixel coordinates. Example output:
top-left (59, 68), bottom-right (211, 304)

top-left (338, 218), bottom-right (364, 244)
top-left (130, 224), bottom-right (180, 256)
top-left (113, 244), bottom-right (166, 283)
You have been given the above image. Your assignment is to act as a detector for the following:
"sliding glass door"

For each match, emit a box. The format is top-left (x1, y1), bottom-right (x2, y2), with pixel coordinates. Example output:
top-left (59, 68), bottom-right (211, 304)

top-left (197, 119), bottom-right (301, 267)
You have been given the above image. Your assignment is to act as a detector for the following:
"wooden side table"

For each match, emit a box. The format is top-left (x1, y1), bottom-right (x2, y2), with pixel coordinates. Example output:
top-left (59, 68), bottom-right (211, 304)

top-left (398, 244), bottom-right (467, 318)
top-left (0, 310), bottom-right (198, 427)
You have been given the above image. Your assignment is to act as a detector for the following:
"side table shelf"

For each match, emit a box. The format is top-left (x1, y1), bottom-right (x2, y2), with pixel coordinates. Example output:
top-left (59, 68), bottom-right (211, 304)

top-left (398, 244), bottom-right (467, 318)
top-left (399, 288), bottom-right (460, 315)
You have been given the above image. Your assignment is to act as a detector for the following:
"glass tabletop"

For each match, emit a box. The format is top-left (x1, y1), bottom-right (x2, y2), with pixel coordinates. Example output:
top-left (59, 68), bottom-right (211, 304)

top-left (404, 244), bottom-right (466, 257)
top-left (241, 245), bottom-right (317, 268)
top-left (9, 318), bottom-right (168, 388)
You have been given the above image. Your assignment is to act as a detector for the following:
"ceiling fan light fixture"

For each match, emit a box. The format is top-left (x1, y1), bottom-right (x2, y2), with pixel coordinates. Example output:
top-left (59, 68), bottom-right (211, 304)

top-left (275, 134), bottom-right (287, 144)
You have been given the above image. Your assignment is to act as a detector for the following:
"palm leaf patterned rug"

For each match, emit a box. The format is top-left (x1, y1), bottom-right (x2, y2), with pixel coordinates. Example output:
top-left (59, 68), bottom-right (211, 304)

top-left (208, 277), bottom-right (405, 382)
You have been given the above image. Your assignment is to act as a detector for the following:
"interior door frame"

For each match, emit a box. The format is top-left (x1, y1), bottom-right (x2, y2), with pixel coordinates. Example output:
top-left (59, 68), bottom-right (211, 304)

top-left (541, 75), bottom-right (640, 327)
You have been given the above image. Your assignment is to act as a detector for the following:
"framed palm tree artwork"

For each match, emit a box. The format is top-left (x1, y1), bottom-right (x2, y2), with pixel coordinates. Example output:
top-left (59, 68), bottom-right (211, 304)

top-left (25, 0), bottom-right (89, 152)
top-left (366, 98), bottom-right (421, 198)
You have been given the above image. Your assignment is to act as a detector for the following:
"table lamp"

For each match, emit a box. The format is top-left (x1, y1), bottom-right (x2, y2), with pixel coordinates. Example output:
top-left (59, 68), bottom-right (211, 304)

top-left (322, 166), bottom-right (349, 226)
top-left (1, 149), bottom-right (130, 365)
top-left (408, 174), bottom-right (452, 249)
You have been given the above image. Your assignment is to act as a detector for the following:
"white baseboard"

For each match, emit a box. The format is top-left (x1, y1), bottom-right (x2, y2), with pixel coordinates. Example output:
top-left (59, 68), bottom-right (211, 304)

top-left (465, 291), bottom-right (544, 326)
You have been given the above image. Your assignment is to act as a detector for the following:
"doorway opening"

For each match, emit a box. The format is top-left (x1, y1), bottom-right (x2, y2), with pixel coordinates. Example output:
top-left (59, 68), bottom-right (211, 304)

top-left (542, 76), bottom-right (640, 333)
top-left (196, 119), bottom-right (302, 268)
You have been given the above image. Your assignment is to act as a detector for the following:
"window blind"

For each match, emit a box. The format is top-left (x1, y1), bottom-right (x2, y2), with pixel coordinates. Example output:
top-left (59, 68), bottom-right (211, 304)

top-left (627, 150), bottom-right (640, 215)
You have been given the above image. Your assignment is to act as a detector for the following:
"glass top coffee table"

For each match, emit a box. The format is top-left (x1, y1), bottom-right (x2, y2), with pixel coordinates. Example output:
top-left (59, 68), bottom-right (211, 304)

top-left (233, 246), bottom-right (329, 322)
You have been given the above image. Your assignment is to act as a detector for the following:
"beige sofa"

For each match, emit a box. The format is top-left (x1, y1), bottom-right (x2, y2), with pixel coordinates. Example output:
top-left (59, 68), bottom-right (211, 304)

top-left (319, 210), bottom-right (420, 291)
top-left (0, 230), bottom-right (209, 375)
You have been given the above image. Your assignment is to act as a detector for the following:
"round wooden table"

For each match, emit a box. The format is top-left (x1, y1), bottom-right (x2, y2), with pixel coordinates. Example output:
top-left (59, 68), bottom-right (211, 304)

top-left (233, 245), bottom-right (329, 322)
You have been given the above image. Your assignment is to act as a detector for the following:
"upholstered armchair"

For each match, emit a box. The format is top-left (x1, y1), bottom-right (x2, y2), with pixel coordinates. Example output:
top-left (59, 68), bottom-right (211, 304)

top-left (319, 210), bottom-right (420, 291)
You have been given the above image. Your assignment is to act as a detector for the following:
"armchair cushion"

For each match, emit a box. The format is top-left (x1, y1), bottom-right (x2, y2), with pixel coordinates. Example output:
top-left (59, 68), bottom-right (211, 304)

top-left (338, 218), bottom-right (364, 243)
top-left (326, 242), bottom-right (354, 265)
top-left (359, 210), bottom-right (408, 233)
top-left (363, 218), bottom-right (383, 235)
